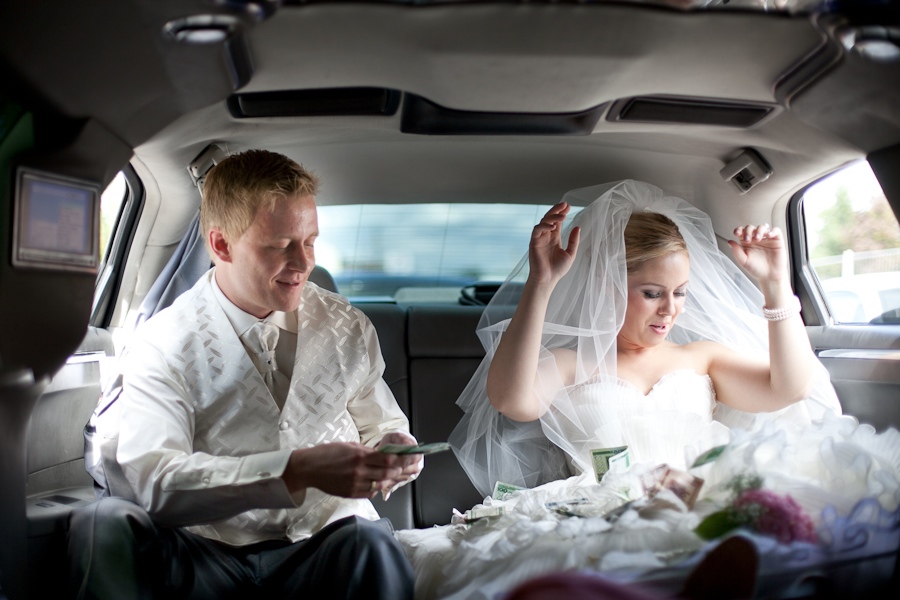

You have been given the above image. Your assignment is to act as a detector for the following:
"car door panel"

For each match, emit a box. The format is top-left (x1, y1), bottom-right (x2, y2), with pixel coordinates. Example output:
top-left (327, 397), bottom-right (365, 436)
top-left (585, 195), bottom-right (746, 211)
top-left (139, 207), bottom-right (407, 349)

top-left (807, 328), bottom-right (900, 433)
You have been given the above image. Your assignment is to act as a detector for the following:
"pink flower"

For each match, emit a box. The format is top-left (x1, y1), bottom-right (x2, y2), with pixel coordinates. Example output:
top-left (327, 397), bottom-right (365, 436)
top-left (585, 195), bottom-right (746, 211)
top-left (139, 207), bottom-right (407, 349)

top-left (732, 489), bottom-right (817, 544)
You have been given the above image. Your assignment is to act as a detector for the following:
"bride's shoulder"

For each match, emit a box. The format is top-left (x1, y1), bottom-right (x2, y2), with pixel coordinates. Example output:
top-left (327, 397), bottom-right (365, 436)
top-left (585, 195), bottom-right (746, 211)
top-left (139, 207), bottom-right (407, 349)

top-left (676, 340), bottom-right (730, 363)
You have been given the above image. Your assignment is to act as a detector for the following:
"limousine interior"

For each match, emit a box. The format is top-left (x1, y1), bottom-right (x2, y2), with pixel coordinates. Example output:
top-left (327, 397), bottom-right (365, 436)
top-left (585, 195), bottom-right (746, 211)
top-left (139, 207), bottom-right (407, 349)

top-left (1, 0), bottom-right (899, 598)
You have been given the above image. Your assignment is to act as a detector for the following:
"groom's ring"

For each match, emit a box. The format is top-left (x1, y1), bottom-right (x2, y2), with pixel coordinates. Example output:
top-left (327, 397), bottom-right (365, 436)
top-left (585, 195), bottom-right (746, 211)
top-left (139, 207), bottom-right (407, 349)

top-left (370, 480), bottom-right (378, 491)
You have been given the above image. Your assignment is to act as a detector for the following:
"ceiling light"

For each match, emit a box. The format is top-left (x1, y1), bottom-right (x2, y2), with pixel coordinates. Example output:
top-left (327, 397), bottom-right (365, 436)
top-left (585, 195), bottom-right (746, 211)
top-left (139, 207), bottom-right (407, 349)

top-left (163, 15), bottom-right (241, 44)
top-left (838, 25), bottom-right (900, 63)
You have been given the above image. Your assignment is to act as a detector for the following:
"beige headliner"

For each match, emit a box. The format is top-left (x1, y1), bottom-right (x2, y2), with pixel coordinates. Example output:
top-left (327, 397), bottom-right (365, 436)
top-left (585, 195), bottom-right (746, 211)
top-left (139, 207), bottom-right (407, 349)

top-left (120, 4), bottom-right (882, 325)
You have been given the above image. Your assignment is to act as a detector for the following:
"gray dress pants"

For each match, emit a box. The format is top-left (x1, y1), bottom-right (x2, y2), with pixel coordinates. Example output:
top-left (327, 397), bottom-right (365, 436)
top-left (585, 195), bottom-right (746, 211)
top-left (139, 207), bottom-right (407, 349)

top-left (67, 497), bottom-right (414, 600)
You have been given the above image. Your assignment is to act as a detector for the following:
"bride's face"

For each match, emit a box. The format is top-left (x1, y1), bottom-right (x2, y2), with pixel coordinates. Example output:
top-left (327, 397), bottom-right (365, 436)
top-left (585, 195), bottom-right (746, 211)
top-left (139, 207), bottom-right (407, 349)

top-left (619, 251), bottom-right (690, 349)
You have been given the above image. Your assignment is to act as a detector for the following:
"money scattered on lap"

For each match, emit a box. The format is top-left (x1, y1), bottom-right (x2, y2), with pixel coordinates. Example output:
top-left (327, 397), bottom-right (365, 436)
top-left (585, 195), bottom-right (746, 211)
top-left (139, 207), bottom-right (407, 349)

top-left (639, 464), bottom-right (704, 509)
top-left (590, 446), bottom-right (631, 482)
top-left (492, 481), bottom-right (525, 501)
top-left (462, 506), bottom-right (506, 523)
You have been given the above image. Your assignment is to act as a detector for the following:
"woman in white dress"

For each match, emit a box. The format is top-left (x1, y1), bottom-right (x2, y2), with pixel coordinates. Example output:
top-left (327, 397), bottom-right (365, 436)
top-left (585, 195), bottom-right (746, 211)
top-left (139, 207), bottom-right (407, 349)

top-left (397, 181), bottom-right (899, 600)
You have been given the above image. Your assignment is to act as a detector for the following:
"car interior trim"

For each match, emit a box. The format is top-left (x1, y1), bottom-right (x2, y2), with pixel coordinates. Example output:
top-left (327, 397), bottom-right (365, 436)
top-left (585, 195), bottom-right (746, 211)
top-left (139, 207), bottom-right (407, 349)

top-left (400, 93), bottom-right (607, 136)
top-left (608, 96), bottom-right (776, 128)
top-left (227, 87), bottom-right (402, 119)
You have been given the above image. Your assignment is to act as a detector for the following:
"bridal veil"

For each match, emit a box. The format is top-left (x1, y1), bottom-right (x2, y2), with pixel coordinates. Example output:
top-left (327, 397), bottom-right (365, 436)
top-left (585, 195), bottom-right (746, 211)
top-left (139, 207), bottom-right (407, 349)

top-left (449, 180), bottom-right (842, 497)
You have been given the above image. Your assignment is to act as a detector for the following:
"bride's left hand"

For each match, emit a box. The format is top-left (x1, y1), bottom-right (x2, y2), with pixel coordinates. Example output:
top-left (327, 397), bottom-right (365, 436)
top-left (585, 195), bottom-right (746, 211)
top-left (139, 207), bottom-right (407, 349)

top-left (726, 224), bottom-right (789, 285)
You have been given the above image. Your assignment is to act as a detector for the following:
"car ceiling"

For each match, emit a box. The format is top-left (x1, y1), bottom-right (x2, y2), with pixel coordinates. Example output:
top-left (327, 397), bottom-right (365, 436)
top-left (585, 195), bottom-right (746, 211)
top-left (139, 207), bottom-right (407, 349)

top-left (2, 1), bottom-right (899, 237)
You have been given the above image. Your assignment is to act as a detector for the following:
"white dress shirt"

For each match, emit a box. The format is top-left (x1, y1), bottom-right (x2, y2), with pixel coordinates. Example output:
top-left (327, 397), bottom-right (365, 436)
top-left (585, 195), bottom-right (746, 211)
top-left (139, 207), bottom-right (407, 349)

top-left (118, 269), bottom-right (411, 545)
top-left (211, 277), bottom-right (296, 408)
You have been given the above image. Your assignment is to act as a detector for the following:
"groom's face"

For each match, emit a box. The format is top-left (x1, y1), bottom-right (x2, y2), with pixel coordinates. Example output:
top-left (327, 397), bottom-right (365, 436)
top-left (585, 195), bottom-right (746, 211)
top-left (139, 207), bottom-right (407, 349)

top-left (213, 193), bottom-right (319, 319)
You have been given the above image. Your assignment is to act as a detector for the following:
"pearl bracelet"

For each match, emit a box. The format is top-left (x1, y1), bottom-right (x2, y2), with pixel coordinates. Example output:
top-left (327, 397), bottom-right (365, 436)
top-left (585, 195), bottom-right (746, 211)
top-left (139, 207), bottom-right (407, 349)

top-left (762, 295), bottom-right (801, 322)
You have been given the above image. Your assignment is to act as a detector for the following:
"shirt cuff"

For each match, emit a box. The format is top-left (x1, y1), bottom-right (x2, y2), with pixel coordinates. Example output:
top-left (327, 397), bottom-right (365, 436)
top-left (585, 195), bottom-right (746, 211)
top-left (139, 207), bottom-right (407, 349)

top-left (238, 449), bottom-right (306, 507)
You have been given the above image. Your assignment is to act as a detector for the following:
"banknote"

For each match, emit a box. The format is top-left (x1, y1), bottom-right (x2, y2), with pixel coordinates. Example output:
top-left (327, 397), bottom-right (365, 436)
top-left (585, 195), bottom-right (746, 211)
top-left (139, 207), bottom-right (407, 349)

top-left (590, 446), bottom-right (631, 482)
top-left (639, 464), bottom-right (704, 509)
top-left (602, 499), bottom-right (636, 524)
top-left (379, 442), bottom-right (451, 455)
top-left (544, 497), bottom-right (591, 518)
top-left (544, 497), bottom-right (590, 510)
top-left (492, 481), bottom-right (526, 501)
top-left (463, 506), bottom-right (506, 522)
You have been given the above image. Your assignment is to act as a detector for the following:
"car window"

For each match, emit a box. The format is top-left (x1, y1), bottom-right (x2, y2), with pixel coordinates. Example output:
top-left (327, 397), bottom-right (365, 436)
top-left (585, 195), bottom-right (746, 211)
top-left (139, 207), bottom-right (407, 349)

top-left (802, 162), bottom-right (900, 324)
top-left (99, 172), bottom-right (127, 263)
top-left (92, 168), bottom-right (143, 327)
top-left (316, 203), bottom-right (578, 302)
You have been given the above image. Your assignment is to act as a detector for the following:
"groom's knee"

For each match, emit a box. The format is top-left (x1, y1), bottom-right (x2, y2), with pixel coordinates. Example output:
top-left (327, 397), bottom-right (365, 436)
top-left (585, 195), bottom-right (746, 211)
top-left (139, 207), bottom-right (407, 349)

top-left (69, 496), bottom-right (154, 549)
top-left (67, 497), bottom-right (158, 600)
top-left (319, 516), bottom-right (414, 599)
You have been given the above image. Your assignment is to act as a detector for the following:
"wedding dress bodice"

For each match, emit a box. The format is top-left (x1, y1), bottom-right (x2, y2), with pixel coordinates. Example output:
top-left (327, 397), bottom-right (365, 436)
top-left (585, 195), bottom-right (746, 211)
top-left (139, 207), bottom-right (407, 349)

top-left (556, 369), bottom-right (728, 472)
top-left (569, 369), bottom-right (716, 426)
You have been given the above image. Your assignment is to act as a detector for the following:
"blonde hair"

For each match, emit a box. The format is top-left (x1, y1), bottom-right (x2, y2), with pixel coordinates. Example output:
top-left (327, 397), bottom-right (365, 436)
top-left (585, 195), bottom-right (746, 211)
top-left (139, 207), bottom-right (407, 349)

top-left (200, 149), bottom-right (319, 248)
top-left (624, 211), bottom-right (688, 273)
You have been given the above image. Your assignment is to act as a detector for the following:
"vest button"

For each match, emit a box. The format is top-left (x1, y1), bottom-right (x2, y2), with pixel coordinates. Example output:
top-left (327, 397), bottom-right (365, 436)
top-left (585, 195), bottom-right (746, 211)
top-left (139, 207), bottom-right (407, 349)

top-left (280, 420), bottom-right (290, 430)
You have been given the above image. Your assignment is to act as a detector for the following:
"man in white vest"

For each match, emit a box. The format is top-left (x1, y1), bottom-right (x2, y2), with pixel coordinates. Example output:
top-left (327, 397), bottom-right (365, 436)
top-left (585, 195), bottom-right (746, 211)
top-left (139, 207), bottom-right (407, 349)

top-left (68, 150), bottom-right (421, 599)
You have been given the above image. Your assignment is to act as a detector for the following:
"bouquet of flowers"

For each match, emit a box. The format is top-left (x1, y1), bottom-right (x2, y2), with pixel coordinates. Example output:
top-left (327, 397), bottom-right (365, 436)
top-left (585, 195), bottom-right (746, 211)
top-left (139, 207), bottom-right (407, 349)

top-left (695, 473), bottom-right (818, 544)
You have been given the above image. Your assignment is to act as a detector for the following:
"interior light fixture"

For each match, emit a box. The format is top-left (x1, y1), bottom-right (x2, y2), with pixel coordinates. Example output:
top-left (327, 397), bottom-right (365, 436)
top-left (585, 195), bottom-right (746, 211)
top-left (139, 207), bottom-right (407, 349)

top-left (838, 25), bottom-right (900, 63)
top-left (163, 15), bottom-right (241, 44)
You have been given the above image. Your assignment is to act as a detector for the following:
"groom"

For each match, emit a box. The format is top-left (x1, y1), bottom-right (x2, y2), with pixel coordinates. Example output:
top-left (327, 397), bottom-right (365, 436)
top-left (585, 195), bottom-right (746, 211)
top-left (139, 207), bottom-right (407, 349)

top-left (68, 150), bottom-right (421, 599)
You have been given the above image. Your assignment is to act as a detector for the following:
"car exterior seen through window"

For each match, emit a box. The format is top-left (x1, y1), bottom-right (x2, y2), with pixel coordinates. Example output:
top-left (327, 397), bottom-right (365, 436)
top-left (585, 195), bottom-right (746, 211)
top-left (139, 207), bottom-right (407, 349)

top-left (803, 162), bottom-right (900, 324)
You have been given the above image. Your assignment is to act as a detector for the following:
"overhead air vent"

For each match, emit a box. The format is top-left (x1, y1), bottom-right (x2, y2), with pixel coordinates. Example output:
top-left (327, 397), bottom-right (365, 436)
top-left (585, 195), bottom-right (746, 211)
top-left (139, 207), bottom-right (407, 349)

top-left (227, 88), bottom-right (401, 118)
top-left (609, 96), bottom-right (775, 128)
top-left (401, 94), bottom-right (606, 136)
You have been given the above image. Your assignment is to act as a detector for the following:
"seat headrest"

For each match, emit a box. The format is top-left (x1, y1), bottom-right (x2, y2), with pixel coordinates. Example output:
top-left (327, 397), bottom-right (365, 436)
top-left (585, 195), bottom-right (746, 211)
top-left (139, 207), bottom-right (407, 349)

top-left (309, 266), bottom-right (337, 293)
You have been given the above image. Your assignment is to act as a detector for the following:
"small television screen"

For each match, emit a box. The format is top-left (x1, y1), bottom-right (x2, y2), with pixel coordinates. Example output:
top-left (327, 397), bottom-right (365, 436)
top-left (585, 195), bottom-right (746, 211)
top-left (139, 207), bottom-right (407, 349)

top-left (12, 167), bottom-right (101, 273)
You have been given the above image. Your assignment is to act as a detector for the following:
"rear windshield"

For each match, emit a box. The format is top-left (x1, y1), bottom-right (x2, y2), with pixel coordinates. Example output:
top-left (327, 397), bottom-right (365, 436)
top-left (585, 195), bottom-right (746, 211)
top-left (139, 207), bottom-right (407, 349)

top-left (316, 203), bottom-right (578, 302)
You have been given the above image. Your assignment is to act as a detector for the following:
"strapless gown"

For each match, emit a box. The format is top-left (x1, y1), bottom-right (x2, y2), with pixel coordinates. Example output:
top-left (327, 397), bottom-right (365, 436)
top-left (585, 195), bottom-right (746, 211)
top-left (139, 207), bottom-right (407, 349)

top-left (396, 371), bottom-right (900, 600)
top-left (561, 369), bottom-right (731, 474)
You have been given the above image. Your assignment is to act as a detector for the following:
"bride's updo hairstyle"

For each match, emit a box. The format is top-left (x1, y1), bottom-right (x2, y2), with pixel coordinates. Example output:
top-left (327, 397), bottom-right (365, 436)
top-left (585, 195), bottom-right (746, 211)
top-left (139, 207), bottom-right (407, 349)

top-left (623, 211), bottom-right (688, 274)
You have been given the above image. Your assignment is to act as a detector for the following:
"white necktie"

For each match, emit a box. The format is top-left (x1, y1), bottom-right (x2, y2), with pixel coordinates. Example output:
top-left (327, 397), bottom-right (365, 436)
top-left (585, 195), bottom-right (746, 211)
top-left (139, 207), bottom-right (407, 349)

top-left (246, 321), bottom-right (290, 409)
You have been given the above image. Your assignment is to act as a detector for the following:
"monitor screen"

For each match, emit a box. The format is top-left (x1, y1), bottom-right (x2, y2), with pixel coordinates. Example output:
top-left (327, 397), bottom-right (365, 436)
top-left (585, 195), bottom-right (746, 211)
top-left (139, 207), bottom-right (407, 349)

top-left (12, 168), bottom-right (100, 273)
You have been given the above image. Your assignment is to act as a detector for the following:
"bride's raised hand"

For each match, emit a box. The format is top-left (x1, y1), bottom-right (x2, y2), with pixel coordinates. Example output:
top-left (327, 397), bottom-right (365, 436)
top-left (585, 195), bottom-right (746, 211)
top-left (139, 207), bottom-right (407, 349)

top-left (726, 224), bottom-right (789, 287)
top-left (529, 202), bottom-right (580, 285)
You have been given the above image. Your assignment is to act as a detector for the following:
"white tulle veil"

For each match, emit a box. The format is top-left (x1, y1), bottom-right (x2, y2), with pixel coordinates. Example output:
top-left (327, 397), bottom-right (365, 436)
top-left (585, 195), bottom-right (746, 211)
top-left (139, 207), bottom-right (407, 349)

top-left (449, 180), bottom-right (842, 498)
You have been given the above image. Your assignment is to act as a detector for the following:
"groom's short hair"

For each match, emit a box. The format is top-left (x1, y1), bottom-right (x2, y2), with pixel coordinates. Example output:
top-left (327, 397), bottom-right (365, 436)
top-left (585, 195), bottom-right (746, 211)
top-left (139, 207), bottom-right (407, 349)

top-left (200, 149), bottom-right (319, 249)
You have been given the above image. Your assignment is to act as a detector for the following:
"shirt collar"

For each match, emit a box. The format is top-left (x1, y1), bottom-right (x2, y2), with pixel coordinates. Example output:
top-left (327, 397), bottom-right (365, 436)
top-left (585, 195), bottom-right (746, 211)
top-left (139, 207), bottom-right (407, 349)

top-left (210, 269), bottom-right (298, 335)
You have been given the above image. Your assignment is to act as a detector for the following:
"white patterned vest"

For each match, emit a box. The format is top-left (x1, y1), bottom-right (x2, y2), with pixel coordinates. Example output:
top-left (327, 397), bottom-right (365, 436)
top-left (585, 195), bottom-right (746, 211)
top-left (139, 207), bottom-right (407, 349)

top-left (131, 272), bottom-right (383, 544)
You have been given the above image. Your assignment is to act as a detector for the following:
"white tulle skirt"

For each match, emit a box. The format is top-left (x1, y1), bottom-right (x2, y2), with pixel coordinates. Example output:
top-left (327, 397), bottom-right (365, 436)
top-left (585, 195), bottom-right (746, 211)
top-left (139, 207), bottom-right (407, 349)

top-left (396, 412), bottom-right (900, 600)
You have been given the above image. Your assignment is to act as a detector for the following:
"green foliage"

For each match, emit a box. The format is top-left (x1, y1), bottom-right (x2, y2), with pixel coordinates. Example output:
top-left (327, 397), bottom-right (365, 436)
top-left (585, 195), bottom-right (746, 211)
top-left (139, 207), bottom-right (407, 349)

top-left (695, 510), bottom-right (743, 541)
top-left (725, 473), bottom-right (763, 496)
top-left (813, 186), bottom-right (900, 260)
top-left (813, 188), bottom-right (854, 258)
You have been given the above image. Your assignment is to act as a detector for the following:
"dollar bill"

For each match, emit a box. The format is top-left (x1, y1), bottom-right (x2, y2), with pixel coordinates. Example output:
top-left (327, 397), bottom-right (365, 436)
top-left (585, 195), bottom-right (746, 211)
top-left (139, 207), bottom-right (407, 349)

top-left (544, 497), bottom-right (591, 518)
top-left (590, 446), bottom-right (631, 482)
top-left (608, 448), bottom-right (631, 470)
top-left (544, 497), bottom-right (590, 510)
top-left (463, 506), bottom-right (506, 522)
top-left (379, 442), bottom-right (451, 455)
top-left (639, 464), bottom-right (704, 509)
top-left (602, 499), bottom-right (636, 524)
top-left (492, 481), bottom-right (526, 501)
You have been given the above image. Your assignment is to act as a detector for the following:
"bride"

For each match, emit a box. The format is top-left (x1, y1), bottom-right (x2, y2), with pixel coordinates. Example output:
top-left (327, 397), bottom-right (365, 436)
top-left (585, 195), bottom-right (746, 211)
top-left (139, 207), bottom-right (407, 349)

top-left (396, 181), bottom-right (899, 600)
